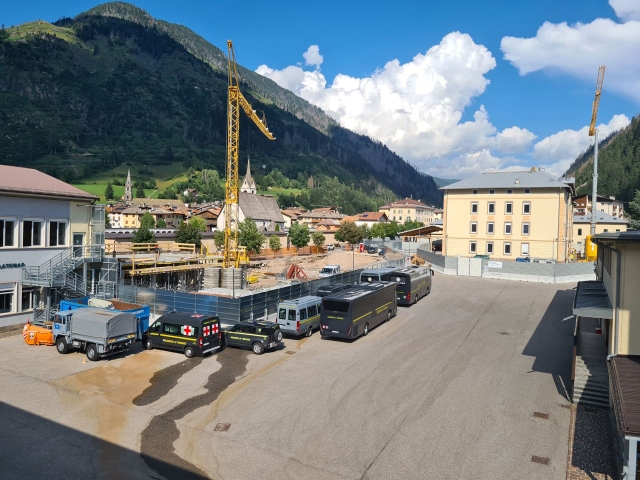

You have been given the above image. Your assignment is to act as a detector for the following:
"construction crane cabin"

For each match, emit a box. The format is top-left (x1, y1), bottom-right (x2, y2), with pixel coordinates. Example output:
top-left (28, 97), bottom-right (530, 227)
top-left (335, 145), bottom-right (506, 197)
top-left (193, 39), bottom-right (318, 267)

top-left (224, 40), bottom-right (275, 268)
top-left (585, 65), bottom-right (605, 262)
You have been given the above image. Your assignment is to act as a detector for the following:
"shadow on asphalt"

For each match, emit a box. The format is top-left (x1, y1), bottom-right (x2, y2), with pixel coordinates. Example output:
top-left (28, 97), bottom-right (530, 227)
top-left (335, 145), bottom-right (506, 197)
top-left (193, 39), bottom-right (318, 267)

top-left (521, 288), bottom-right (575, 402)
top-left (0, 401), bottom-right (207, 480)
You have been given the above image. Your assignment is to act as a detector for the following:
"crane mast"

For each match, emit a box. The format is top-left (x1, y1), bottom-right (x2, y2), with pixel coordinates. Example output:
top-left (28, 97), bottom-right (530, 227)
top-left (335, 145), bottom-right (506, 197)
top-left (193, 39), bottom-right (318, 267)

top-left (224, 41), bottom-right (275, 268)
top-left (589, 65), bottom-right (605, 238)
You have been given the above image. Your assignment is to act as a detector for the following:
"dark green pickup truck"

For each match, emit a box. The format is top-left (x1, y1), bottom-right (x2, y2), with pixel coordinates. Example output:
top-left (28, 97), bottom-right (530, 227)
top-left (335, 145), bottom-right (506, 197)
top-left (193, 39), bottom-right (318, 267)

top-left (223, 321), bottom-right (284, 355)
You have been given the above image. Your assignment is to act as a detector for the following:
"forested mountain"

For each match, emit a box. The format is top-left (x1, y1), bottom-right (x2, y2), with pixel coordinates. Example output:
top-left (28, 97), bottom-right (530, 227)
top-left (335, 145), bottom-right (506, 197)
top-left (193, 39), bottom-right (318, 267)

top-left (0, 2), bottom-right (442, 208)
top-left (565, 116), bottom-right (640, 207)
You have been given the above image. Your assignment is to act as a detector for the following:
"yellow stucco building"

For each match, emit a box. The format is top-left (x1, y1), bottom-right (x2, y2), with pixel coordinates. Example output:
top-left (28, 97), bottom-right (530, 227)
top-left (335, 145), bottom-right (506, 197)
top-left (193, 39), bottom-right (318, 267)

top-left (441, 168), bottom-right (575, 261)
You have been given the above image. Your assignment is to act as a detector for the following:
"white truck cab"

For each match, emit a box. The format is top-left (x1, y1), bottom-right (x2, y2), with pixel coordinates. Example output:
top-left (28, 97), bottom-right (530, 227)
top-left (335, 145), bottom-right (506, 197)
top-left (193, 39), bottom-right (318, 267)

top-left (318, 265), bottom-right (341, 278)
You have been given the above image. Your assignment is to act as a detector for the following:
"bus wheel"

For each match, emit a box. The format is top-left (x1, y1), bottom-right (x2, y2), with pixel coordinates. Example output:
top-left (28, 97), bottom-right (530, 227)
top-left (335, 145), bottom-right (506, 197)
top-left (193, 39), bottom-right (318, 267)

top-left (387, 311), bottom-right (392, 322)
top-left (145, 339), bottom-right (153, 350)
top-left (306, 327), bottom-right (313, 337)
top-left (363, 323), bottom-right (369, 336)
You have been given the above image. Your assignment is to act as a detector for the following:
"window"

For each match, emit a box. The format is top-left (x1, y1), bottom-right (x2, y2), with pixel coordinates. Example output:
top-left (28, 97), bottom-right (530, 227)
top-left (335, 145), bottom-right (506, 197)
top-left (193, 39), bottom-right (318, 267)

top-left (488, 202), bottom-right (495, 214)
top-left (0, 288), bottom-right (13, 314)
top-left (489, 189), bottom-right (495, 195)
top-left (486, 242), bottom-right (494, 254)
top-left (505, 202), bottom-right (513, 214)
top-left (470, 222), bottom-right (477, 234)
top-left (278, 308), bottom-right (287, 320)
top-left (472, 189), bottom-right (478, 195)
top-left (162, 323), bottom-right (180, 334)
top-left (300, 308), bottom-right (307, 320)
top-left (504, 243), bottom-right (512, 255)
top-left (604, 229), bottom-right (609, 233)
top-left (578, 228), bottom-right (583, 236)
top-left (505, 222), bottom-right (512, 234)
top-left (288, 309), bottom-right (296, 321)
top-left (49, 221), bottom-right (67, 247)
top-left (521, 243), bottom-right (529, 256)
top-left (23, 220), bottom-right (43, 247)
top-left (308, 305), bottom-right (318, 317)
top-left (506, 189), bottom-right (513, 194)
top-left (522, 223), bottom-right (530, 235)
top-left (399, 216), bottom-right (402, 221)
top-left (487, 222), bottom-right (494, 234)
top-left (470, 241), bottom-right (477, 254)
top-left (471, 202), bottom-right (478, 214)
top-left (21, 288), bottom-right (34, 311)
top-left (523, 202), bottom-right (531, 214)
top-left (0, 219), bottom-right (16, 248)
top-left (524, 188), bottom-right (531, 194)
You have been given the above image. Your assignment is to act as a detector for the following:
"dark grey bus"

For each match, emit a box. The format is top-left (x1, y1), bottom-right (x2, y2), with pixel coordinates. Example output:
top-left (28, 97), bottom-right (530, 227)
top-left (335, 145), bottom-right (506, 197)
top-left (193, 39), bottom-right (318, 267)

top-left (320, 282), bottom-right (397, 340)
top-left (359, 267), bottom-right (398, 283)
top-left (382, 266), bottom-right (432, 306)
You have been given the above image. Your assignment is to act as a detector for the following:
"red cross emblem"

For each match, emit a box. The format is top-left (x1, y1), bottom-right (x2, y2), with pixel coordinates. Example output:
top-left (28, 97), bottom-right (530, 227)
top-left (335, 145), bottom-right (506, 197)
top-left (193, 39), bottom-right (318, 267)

top-left (212, 324), bottom-right (219, 334)
top-left (203, 325), bottom-right (211, 336)
top-left (181, 325), bottom-right (193, 336)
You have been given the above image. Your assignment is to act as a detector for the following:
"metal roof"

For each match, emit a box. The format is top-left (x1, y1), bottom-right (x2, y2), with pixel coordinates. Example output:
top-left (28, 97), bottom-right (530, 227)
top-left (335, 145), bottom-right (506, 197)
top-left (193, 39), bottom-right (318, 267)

top-left (399, 225), bottom-right (443, 236)
top-left (609, 356), bottom-right (640, 437)
top-left (573, 212), bottom-right (629, 224)
top-left (441, 169), bottom-right (575, 191)
top-left (0, 165), bottom-right (98, 200)
top-left (572, 281), bottom-right (612, 318)
top-left (593, 230), bottom-right (640, 242)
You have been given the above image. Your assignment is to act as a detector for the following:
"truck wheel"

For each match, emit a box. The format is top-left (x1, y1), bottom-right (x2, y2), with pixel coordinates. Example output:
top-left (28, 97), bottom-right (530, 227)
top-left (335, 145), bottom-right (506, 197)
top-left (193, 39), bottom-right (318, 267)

top-left (363, 323), bottom-right (369, 336)
top-left (387, 311), bottom-right (392, 322)
top-left (56, 338), bottom-right (69, 354)
top-left (306, 326), bottom-right (313, 337)
top-left (252, 342), bottom-right (265, 355)
top-left (274, 330), bottom-right (283, 342)
top-left (86, 344), bottom-right (99, 362)
top-left (145, 339), bottom-right (153, 350)
top-left (184, 347), bottom-right (195, 358)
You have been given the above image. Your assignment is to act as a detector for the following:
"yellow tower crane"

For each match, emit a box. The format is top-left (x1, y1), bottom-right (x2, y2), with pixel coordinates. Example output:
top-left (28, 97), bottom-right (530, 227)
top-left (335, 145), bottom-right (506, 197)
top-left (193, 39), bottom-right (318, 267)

top-left (584, 65), bottom-right (605, 262)
top-left (224, 41), bottom-right (275, 268)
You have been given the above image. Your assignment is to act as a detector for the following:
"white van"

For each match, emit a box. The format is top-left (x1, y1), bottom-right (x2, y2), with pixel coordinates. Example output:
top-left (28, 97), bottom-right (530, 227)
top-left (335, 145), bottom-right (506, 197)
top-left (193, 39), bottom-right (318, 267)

top-left (318, 265), bottom-right (341, 278)
top-left (277, 296), bottom-right (322, 337)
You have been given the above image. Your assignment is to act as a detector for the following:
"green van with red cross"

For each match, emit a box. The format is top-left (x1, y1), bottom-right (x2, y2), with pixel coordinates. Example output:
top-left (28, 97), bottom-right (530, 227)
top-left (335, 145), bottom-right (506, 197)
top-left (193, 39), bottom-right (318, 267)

top-left (142, 312), bottom-right (222, 358)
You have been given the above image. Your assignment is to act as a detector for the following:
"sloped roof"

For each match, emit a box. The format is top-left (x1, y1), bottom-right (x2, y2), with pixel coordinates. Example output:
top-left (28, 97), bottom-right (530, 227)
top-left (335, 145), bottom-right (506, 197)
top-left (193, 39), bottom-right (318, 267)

top-left (573, 212), bottom-right (629, 224)
top-left (131, 198), bottom-right (186, 208)
top-left (358, 212), bottom-right (388, 221)
top-left (442, 169), bottom-right (575, 190)
top-left (0, 165), bottom-right (98, 200)
top-left (240, 192), bottom-right (285, 222)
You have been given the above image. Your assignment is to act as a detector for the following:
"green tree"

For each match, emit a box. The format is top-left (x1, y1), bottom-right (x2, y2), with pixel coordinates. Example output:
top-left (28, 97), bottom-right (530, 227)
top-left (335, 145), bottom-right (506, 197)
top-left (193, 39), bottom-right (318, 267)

top-left (269, 235), bottom-right (282, 257)
top-left (175, 221), bottom-right (203, 247)
top-left (629, 189), bottom-right (640, 229)
top-left (104, 182), bottom-right (114, 200)
top-left (238, 218), bottom-right (266, 254)
top-left (132, 225), bottom-right (155, 244)
top-left (275, 224), bottom-right (280, 232)
top-left (189, 216), bottom-right (207, 233)
top-left (370, 223), bottom-right (386, 239)
top-left (311, 231), bottom-right (326, 248)
top-left (214, 230), bottom-right (225, 250)
top-left (139, 212), bottom-right (156, 229)
top-left (383, 221), bottom-right (400, 239)
top-left (136, 184), bottom-right (145, 198)
top-left (156, 218), bottom-right (167, 228)
top-left (360, 225), bottom-right (372, 240)
top-left (335, 221), bottom-right (363, 245)
top-left (289, 222), bottom-right (310, 252)
top-left (400, 220), bottom-right (424, 232)
top-left (105, 213), bottom-right (112, 229)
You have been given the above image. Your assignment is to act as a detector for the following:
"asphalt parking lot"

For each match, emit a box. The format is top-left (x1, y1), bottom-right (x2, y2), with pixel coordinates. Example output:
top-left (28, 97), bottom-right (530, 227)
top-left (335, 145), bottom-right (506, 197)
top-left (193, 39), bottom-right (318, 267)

top-left (0, 275), bottom-right (575, 480)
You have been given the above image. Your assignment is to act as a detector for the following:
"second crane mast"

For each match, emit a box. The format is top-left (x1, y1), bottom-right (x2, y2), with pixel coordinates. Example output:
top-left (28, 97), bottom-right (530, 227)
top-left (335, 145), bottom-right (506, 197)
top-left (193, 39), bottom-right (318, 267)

top-left (224, 41), bottom-right (275, 268)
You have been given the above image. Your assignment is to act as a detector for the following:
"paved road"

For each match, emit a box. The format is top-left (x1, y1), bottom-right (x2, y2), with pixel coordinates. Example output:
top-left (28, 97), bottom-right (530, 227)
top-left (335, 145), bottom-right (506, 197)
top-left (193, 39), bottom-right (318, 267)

top-left (0, 276), bottom-right (575, 479)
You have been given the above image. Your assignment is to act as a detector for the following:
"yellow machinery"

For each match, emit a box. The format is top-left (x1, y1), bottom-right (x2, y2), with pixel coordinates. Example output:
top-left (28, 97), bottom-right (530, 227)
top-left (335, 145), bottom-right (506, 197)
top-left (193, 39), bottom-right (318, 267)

top-left (224, 41), bottom-right (275, 267)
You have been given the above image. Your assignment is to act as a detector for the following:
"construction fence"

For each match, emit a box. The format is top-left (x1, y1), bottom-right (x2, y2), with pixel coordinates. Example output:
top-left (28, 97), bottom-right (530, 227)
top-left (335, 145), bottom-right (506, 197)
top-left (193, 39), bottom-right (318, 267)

top-left (117, 258), bottom-right (406, 325)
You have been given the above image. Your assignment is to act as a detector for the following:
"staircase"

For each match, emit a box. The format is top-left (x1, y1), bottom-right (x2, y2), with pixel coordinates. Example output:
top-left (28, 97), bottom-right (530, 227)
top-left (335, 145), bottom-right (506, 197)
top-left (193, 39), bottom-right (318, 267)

top-left (573, 332), bottom-right (610, 408)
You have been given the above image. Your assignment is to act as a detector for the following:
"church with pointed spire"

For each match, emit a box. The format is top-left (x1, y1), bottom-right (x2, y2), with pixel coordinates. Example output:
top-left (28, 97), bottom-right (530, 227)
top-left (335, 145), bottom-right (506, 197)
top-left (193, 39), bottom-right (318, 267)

top-left (240, 157), bottom-right (257, 194)
top-left (124, 169), bottom-right (133, 203)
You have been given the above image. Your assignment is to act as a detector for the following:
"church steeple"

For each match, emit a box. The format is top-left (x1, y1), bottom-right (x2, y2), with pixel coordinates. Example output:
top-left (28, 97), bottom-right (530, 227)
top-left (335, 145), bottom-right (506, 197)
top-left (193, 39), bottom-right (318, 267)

top-left (124, 169), bottom-right (133, 202)
top-left (240, 157), bottom-right (257, 194)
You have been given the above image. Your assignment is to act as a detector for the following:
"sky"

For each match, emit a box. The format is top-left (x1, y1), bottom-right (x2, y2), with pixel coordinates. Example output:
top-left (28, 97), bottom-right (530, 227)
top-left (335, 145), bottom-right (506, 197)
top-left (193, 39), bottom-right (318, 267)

top-left (2, 0), bottom-right (640, 179)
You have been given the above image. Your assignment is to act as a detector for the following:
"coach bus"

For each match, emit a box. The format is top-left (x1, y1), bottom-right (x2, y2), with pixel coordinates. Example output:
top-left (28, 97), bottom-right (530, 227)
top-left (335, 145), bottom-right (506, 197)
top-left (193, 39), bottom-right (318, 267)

top-left (320, 282), bottom-right (397, 340)
top-left (359, 267), bottom-right (399, 284)
top-left (381, 266), bottom-right (432, 306)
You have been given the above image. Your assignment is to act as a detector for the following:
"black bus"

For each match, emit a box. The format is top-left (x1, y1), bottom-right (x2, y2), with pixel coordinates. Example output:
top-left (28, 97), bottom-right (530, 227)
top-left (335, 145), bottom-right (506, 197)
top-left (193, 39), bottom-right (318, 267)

top-left (320, 282), bottom-right (397, 340)
top-left (142, 312), bottom-right (222, 358)
top-left (382, 266), bottom-right (432, 306)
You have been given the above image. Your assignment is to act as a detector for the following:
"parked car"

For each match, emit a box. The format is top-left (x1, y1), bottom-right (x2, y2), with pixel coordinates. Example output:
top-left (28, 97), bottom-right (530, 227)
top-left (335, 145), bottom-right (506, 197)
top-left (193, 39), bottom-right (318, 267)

top-left (223, 321), bottom-right (283, 355)
top-left (327, 244), bottom-right (335, 251)
top-left (316, 283), bottom-right (353, 298)
top-left (366, 245), bottom-right (378, 254)
top-left (318, 265), bottom-right (341, 278)
top-left (277, 296), bottom-right (322, 337)
top-left (378, 247), bottom-right (386, 256)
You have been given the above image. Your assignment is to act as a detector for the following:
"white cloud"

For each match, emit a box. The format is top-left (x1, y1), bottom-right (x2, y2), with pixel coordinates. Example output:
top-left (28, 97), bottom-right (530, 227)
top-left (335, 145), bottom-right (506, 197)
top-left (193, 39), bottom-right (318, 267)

top-left (501, 1), bottom-right (640, 102)
top-left (533, 114), bottom-right (630, 175)
top-left (610, 0), bottom-right (640, 21)
top-left (302, 45), bottom-right (323, 68)
top-left (257, 33), bottom-right (537, 175)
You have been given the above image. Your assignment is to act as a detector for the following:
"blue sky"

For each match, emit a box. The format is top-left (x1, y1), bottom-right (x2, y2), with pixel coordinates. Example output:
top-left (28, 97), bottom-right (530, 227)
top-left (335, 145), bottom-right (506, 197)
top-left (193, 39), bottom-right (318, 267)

top-left (2, 0), bottom-right (639, 178)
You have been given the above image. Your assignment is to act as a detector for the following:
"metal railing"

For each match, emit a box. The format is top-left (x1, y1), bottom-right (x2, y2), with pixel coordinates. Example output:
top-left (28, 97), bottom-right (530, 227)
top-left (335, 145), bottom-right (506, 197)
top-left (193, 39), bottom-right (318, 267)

top-left (22, 245), bottom-right (103, 288)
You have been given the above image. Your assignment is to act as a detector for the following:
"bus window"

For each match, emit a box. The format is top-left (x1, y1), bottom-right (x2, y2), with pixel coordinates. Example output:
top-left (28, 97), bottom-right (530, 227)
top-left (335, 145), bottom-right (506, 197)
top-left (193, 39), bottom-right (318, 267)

top-left (300, 308), bottom-right (307, 321)
top-left (308, 305), bottom-right (317, 317)
top-left (288, 309), bottom-right (297, 321)
top-left (394, 276), bottom-right (407, 284)
top-left (323, 300), bottom-right (349, 312)
top-left (278, 308), bottom-right (287, 320)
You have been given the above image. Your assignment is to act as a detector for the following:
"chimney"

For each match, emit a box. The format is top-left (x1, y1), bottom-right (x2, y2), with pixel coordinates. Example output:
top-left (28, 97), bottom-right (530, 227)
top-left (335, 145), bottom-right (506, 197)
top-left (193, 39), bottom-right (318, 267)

top-left (530, 166), bottom-right (538, 172)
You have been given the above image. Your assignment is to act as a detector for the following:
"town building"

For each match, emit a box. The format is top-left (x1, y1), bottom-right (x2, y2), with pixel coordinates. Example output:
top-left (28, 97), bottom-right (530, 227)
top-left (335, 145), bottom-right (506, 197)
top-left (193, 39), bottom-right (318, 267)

top-left (353, 212), bottom-right (389, 228)
top-left (281, 207), bottom-right (305, 229)
top-left (0, 166), bottom-right (106, 327)
top-left (297, 208), bottom-right (345, 228)
top-left (573, 194), bottom-right (625, 219)
top-left (107, 205), bottom-right (185, 229)
top-left (240, 158), bottom-right (257, 194)
top-left (440, 168), bottom-right (575, 261)
top-left (573, 211), bottom-right (629, 255)
top-left (192, 204), bottom-right (222, 231)
top-left (379, 198), bottom-right (436, 224)
top-left (218, 192), bottom-right (285, 232)
top-left (124, 169), bottom-right (132, 203)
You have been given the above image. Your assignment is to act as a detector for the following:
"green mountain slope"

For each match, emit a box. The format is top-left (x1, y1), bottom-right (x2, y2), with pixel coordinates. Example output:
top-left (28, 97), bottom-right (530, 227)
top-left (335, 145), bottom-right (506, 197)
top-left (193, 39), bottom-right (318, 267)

top-left (565, 116), bottom-right (640, 206)
top-left (0, 2), bottom-right (442, 208)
